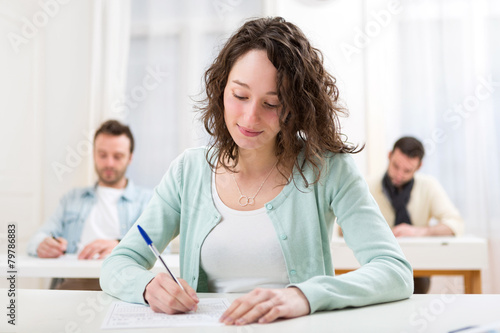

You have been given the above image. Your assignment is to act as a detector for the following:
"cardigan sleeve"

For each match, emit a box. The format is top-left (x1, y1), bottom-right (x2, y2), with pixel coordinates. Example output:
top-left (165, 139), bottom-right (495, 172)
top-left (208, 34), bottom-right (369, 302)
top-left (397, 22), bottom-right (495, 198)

top-left (290, 154), bottom-right (414, 313)
top-left (100, 153), bottom-right (184, 304)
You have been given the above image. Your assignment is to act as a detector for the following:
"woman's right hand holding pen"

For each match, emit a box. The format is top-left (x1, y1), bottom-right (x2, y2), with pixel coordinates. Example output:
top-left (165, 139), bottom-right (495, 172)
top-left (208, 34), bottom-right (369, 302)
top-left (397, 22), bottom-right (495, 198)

top-left (37, 236), bottom-right (67, 258)
top-left (144, 273), bottom-right (199, 314)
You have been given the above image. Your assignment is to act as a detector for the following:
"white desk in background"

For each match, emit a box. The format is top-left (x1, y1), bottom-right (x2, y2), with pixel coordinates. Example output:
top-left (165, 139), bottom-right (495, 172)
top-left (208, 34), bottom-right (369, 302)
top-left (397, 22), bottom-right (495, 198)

top-left (2, 236), bottom-right (487, 294)
top-left (331, 236), bottom-right (488, 294)
top-left (0, 253), bottom-right (180, 278)
top-left (4, 289), bottom-right (500, 333)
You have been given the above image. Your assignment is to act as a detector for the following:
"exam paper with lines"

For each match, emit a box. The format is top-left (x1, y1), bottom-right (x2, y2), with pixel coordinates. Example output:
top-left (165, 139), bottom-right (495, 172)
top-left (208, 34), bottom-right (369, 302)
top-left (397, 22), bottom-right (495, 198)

top-left (101, 298), bottom-right (230, 329)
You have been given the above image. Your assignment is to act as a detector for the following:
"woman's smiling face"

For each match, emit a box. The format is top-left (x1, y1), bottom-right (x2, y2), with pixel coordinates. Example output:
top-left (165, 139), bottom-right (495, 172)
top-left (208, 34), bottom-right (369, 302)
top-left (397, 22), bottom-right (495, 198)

top-left (223, 49), bottom-right (282, 154)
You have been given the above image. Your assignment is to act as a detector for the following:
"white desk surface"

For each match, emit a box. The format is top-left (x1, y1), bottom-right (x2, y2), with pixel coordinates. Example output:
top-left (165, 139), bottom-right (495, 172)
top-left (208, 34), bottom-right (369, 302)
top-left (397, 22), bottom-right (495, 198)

top-left (0, 236), bottom-right (487, 279)
top-left (2, 289), bottom-right (499, 333)
top-left (331, 235), bottom-right (488, 270)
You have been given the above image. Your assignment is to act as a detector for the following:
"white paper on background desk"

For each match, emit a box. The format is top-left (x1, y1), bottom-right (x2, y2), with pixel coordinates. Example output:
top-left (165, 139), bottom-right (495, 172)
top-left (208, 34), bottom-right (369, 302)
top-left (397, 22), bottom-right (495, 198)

top-left (101, 298), bottom-right (230, 329)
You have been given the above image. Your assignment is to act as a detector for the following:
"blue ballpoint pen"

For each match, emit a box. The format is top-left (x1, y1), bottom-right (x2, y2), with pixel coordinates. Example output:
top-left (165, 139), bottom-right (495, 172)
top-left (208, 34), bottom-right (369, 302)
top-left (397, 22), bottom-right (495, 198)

top-left (137, 225), bottom-right (185, 291)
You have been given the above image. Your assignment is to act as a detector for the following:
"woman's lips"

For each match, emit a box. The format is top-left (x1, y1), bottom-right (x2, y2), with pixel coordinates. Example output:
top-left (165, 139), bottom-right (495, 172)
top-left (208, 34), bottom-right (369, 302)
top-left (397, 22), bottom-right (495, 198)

top-left (238, 125), bottom-right (263, 137)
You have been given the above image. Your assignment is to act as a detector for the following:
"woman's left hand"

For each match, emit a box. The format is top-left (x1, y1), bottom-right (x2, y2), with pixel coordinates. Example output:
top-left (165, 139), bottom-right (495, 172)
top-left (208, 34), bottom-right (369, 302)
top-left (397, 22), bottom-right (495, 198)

top-left (220, 287), bottom-right (310, 325)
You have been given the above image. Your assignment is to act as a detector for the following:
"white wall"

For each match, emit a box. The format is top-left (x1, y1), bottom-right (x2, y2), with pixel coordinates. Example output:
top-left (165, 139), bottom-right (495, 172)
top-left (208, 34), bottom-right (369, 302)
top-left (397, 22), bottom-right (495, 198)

top-left (0, 0), bottom-right (94, 287)
top-left (0, 1), bottom-right (43, 255)
top-left (42, 0), bottom-right (95, 211)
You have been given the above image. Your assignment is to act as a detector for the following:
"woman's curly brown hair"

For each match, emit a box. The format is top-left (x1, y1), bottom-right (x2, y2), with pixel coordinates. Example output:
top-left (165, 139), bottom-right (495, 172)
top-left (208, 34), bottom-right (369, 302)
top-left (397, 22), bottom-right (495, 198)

top-left (198, 16), bottom-right (362, 187)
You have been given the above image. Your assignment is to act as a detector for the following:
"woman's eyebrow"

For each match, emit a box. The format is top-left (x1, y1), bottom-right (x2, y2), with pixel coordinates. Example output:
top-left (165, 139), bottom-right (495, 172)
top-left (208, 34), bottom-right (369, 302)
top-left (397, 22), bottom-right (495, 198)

top-left (232, 80), bottom-right (277, 95)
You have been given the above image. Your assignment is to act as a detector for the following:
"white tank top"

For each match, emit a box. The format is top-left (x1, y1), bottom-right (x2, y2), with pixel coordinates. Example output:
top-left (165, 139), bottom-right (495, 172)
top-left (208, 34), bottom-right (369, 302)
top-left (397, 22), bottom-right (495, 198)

top-left (200, 173), bottom-right (289, 293)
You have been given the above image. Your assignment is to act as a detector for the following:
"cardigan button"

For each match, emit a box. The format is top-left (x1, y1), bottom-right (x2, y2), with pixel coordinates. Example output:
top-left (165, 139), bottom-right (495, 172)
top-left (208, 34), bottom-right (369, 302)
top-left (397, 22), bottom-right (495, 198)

top-left (265, 204), bottom-right (273, 210)
top-left (280, 234), bottom-right (287, 240)
top-left (290, 270), bottom-right (297, 275)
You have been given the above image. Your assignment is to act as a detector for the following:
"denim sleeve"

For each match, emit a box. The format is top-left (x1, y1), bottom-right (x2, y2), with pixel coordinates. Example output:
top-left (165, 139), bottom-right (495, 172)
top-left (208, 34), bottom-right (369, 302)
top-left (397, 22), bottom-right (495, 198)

top-left (26, 194), bottom-right (68, 257)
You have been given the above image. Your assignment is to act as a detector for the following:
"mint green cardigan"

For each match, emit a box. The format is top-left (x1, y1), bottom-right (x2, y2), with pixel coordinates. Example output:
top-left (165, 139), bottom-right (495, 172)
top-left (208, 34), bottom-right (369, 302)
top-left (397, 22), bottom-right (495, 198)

top-left (100, 147), bottom-right (413, 313)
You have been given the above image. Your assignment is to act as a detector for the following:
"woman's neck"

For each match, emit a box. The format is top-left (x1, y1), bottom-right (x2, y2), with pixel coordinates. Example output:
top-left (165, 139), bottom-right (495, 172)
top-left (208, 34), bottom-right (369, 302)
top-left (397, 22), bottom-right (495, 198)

top-left (234, 148), bottom-right (278, 177)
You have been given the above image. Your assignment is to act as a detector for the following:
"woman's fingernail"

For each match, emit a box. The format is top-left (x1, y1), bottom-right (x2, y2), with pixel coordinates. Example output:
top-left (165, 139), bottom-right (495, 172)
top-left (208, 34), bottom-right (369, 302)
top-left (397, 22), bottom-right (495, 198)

top-left (235, 318), bottom-right (246, 325)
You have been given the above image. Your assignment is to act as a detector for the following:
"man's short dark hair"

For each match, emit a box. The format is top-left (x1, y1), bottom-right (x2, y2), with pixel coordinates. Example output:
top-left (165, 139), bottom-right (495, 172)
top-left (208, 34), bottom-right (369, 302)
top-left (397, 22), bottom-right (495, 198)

top-left (94, 120), bottom-right (134, 154)
top-left (393, 136), bottom-right (424, 161)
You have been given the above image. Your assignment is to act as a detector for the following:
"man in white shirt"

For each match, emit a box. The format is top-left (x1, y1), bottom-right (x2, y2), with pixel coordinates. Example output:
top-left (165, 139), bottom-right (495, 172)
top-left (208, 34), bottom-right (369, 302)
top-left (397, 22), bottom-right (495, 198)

top-left (28, 120), bottom-right (152, 289)
top-left (368, 136), bottom-right (464, 293)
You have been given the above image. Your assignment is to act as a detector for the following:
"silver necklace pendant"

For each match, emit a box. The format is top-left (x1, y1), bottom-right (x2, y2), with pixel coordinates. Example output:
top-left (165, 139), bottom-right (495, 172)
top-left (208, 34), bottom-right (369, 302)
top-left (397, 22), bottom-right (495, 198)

top-left (238, 195), bottom-right (255, 207)
top-left (231, 161), bottom-right (278, 207)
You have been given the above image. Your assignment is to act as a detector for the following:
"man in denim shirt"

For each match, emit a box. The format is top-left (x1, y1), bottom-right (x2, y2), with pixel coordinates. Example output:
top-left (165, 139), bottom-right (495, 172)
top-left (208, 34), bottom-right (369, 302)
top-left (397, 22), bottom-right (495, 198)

top-left (27, 120), bottom-right (152, 288)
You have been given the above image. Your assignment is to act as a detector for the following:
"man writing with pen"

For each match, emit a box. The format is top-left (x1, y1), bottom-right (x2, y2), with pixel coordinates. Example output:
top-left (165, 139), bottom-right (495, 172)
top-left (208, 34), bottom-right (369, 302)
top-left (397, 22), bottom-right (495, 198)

top-left (27, 120), bottom-right (152, 290)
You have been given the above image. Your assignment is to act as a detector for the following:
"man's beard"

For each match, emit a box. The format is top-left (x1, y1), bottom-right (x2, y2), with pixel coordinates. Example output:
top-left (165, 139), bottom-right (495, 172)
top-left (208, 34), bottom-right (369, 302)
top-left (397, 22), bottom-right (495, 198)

top-left (96, 167), bottom-right (126, 186)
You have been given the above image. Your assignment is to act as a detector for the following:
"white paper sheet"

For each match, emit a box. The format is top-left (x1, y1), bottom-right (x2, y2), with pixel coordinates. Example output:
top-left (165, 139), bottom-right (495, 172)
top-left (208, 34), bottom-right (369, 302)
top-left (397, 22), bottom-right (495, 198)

top-left (101, 298), bottom-right (230, 329)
